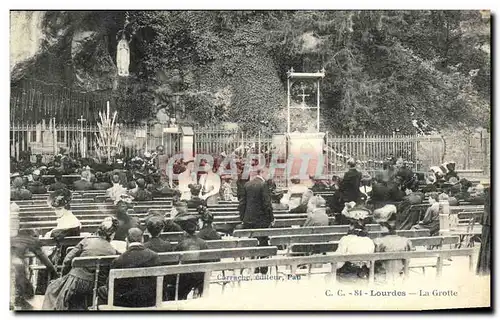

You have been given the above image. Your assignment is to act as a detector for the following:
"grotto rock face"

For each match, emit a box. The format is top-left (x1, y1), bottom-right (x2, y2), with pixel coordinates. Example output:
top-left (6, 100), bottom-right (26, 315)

top-left (71, 30), bottom-right (118, 92)
top-left (10, 11), bottom-right (46, 72)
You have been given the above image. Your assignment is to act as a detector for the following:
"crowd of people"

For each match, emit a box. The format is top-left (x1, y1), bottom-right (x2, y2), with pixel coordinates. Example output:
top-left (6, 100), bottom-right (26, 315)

top-left (10, 147), bottom-right (490, 310)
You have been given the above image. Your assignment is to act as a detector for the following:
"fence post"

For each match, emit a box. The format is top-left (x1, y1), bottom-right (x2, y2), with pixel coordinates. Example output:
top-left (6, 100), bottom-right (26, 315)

top-left (53, 118), bottom-right (57, 155)
top-left (483, 132), bottom-right (489, 176)
top-left (414, 135), bottom-right (418, 172)
top-left (258, 130), bottom-right (261, 154)
top-left (392, 131), bottom-right (396, 157)
top-left (145, 123), bottom-right (149, 153)
top-left (363, 131), bottom-right (366, 170)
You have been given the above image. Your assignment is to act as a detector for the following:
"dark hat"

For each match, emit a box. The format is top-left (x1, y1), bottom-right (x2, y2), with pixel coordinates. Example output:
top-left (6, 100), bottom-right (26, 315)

top-left (48, 188), bottom-right (72, 208)
top-left (174, 213), bottom-right (200, 234)
top-left (201, 211), bottom-right (214, 223)
top-left (97, 216), bottom-right (119, 239)
top-left (12, 177), bottom-right (24, 188)
top-left (145, 215), bottom-right (166, 235)
top-left (351, 220), bottom-right (366, 231)
top-left (197, 204), bottom-right (208, 215)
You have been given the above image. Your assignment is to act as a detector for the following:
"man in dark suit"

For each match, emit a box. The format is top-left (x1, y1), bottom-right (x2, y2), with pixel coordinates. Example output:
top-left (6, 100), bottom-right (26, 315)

top-left (26, 170), bottom-right (47, 194)
top-left (48, 173), bottom-right (67, 191)
top-left (131, 178), bottom-right (153, 201)
top-left (238, 169), bottom-right (273, 274)
top-left (340, 158), bottom-right (362, 203)
top-left (144, 216), bottom-right (172, 253)
top-left (239, 169), bottom-right (274, 231)
top-left (73, 171), bottom-right (93, 191)
top-left (98, 228), bottom-right (161, 308)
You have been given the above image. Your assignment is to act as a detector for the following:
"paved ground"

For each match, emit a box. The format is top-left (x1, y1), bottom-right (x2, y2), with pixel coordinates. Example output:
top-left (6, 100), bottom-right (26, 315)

top-left (26, 246), bottom-right (489, 311)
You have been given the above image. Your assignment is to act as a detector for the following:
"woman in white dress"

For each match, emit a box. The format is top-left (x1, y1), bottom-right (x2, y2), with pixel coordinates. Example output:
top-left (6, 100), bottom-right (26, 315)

top-left (37, 188), bottom-right (82, 294)
top-left (198, 163), bottom-right (221, 206)
top-left (178, 160), bottom-right (197, 201)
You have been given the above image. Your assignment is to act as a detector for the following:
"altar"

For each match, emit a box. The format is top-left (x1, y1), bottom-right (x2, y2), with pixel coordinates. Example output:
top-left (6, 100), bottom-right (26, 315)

top-left (285, 68), bottom-right (326, 185)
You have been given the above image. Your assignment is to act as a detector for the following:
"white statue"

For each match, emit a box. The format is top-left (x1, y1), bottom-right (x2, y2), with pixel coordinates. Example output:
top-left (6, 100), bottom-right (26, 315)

top-left (116, 33), bottom-right (130, 77)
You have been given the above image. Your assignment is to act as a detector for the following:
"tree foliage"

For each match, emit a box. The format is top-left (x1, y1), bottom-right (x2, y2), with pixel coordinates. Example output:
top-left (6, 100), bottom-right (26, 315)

top-left (14, 10), bottom-right (490, 134)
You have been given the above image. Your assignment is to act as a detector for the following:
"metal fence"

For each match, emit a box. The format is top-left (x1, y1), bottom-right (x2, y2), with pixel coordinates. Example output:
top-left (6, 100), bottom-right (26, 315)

top-left (324, 133), bottom-right (445, 176)
top-left (194, 126), bottom-right (273, 156)
top-left (10, 121), bottom-right (182, 162)
top-left (10, 79), bottom-right (110, 125)
top-left (10, 119), bottom-right (487, 181)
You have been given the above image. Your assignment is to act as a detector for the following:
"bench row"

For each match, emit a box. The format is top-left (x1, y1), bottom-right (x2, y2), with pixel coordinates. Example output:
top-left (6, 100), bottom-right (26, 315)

top-left (98, 247), bottom-right (477, 309)
top-left (32, 227), bottom-right (430, 248)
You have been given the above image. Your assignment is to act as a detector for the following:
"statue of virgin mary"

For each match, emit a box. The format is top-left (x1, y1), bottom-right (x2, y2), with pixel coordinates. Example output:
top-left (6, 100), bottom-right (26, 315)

top-left (116, 33), bottom-right (130, 77)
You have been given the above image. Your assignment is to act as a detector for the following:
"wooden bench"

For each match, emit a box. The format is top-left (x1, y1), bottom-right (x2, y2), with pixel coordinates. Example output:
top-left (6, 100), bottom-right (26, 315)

top-left (269, 229), bottom-right (431, 251)
top-left (97, 247), bottom-right (476, 310)
top-left (72, 246), bottom-right (278, 309)
top-left (18, 213), bottom-right (306, 231)
top-left (233, 224), bottom-right (382, 238)
top-left (289, 236), bottom-right (460, 255)
top-left (31, 238), bottom-right (262, 267)
top-left (18, 201), bottom-right (174, 212)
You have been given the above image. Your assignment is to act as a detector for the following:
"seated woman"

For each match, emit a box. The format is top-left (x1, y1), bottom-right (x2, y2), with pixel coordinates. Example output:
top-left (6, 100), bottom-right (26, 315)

top-left (373, 204), bottom-right (397, 226)
top-left (198, 162), bottom-right (221, 206)
top-left (373, 221), bottom-right (414, 282)
top-left (10, 177), bottom-right (32, 201)
top-left (178, 160), bottom-right (196, 201)
top-left (49, 173), bottom-right (68, 191)
top-left (359, 173), bottom-right (373, 201)
top-left (46, 187), bottom-right (82, 241)
top-left (310, 176), bottom-right (333, 192)
top-left (443, 161), bottom-right (459, 182)
top-left (106, 174), bottom-right (128, 202)
top-left (411, 192), bottom-right (441, 236)
top-left (281, 178), bottom-right (309, 211)
top-left (27, 169), bottom-right (48, 194)
top-left (387, 177), bottom-right (405, 202)
top-left (165, 200), bottom-right (189, 233)
top-left (187, 183), bottom-right (205, 208)
top-left (92, 172), bottom-right (111, 190)
top-left (289, 189), bottom-right (314, 213)
top-left (303, 196), bottom-right (329, 227)
top-left (113, 195), bottom-right (141, 241)
top-left (421, 172), bottom-right (439, 193)
top-left (395, 192), bottom-right (424, 230)
top-left (43, 217), bottom-right (119, 310)
top-left (369, 181), bottom-right (391, 210)
top-left (197, 207), bottom-right (221, 241)
top-left (147, 172), bottom-right (174, 197)
top-left (466, 183), bottom-right (487, 205)
top-left (220, 178), bottom-right (238, 202)
top-left (173, 214), bottom-right (209, 300)
top-left (336, 221), bottom-right (375, 279)
top-left (37, 188), bottom-right (82, 295)
top-left (338, 201), bottom-right (372, 226)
